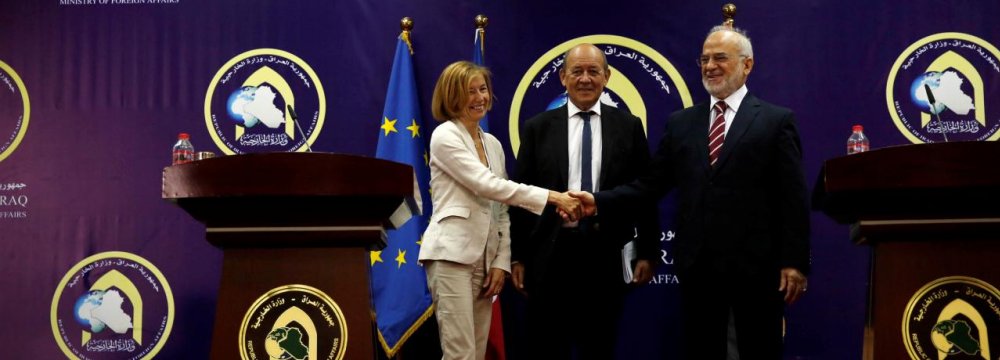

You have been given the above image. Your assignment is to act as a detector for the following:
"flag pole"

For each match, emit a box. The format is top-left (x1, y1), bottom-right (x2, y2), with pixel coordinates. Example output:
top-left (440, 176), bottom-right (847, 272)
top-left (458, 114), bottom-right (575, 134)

top-left (474, 14), bottom-right (487, 55)
top-left (472, 14), bottom-right (490, 131)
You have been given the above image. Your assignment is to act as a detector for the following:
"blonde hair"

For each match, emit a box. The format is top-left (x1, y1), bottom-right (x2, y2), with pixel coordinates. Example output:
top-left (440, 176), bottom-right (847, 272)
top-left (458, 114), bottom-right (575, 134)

top-left (431, 61), bottom-right (494, 122)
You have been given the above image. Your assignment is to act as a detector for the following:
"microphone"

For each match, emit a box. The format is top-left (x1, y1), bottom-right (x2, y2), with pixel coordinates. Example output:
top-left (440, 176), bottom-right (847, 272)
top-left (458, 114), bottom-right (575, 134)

top-left (923, 83), bottom-right (948, 142)
top-left (286, 104), bottom-right (314, 152)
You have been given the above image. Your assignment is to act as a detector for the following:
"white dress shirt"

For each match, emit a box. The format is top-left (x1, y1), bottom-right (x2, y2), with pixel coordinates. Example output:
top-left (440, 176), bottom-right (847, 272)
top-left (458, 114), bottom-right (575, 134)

top-left (566, 101), bottom-right (602, 227)
top-left (709, 84), bottom-right (749, 137)
top-left (567, 101), bottom-right (602, 192)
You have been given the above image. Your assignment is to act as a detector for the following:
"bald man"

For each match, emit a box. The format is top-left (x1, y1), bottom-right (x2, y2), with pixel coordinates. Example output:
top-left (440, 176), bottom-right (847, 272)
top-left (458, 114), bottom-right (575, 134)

top-left (573, 27), bottom-right (811, 359)
top-left (509, 43), bottom-right (660, 359)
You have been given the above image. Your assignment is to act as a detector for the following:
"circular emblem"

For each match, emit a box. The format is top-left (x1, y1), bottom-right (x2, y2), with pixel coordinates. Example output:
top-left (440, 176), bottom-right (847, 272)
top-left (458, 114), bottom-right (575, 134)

top-left (903, 276), bottom-right (1000, 359)
top-left (886, 33), bottom-right (1000, 143)
top-left (50, 251), bottom-right (175, 359)
top-left (509, 35), bottom-right (693, 155)
top-left (239, 284), bottom-right (347, 360)
top-left (0, 60), bottom-right (30, 163)
top-left (205, 49), bottom-right (326, 154)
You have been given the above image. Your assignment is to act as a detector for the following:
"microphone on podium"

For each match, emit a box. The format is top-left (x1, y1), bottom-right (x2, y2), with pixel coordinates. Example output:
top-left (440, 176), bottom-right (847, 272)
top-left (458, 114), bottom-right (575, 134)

top-left (286, 104), bottom-right (314, 152)
top-left (923, 83), bottom-right (948, 142)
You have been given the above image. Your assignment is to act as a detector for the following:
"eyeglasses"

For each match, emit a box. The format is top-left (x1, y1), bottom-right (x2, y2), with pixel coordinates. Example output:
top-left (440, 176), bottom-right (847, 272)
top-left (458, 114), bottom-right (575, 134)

top-left (697, 54), bottom-right (748, 67)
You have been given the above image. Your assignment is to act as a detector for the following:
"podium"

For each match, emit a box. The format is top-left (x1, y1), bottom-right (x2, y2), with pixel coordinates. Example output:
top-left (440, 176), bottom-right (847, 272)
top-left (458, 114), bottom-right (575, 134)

top-left (163, 153), bottom-right (418, 360)
top-left (815, 142), bottom-right (1000, 360)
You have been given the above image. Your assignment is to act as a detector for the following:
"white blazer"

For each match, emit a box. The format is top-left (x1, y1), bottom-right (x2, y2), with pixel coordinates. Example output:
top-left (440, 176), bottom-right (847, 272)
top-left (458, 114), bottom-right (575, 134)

top-left (418, 120), bottom-right (548, 271)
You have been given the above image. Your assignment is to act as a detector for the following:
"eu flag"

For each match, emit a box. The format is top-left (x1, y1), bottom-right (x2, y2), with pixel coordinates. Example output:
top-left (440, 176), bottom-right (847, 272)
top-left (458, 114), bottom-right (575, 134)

top-left (473, 27), bottom-right (489, 132)
top-left (371, 31), bottom-right (434, 357)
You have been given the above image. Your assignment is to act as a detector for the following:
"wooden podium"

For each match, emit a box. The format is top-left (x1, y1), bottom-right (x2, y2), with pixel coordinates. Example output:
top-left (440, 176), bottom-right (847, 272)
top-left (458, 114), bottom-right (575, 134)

top-left (816, 142), bottom-right (1000, 359)
top-left (163, 153), bottom-right (418, 360)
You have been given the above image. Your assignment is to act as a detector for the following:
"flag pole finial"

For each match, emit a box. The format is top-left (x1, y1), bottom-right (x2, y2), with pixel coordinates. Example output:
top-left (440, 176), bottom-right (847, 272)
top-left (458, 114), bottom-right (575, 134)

top-left (400, 17), bottom-right (414, 55)
top-left (400, 17), bottom-right (414, 32)
top-left (722, 4), bottom-right (736, 28)
top-left (474, 15), bottom-right (487, 56)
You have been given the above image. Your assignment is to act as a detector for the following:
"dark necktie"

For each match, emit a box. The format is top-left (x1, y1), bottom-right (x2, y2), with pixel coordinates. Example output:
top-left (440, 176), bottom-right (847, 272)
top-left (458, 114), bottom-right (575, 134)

top-left (709, 101), bottom-right (727, 167)
top-left (580, 111), bottom-right (593, 192)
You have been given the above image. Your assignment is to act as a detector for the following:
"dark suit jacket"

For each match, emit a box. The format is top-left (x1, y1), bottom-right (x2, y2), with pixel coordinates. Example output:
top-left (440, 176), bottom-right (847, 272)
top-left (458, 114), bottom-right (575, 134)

top-left (594, 94), bottom-right (810, 278)
top-left (511, 104), bottom-right (660, 289)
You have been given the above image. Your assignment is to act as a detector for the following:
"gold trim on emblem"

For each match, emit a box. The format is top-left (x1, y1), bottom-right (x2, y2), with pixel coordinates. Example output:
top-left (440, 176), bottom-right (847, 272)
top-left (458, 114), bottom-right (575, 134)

top-left (239, 284), bottom-right (348, 360)
top-left (902, 276), bottom-right (1000, 359)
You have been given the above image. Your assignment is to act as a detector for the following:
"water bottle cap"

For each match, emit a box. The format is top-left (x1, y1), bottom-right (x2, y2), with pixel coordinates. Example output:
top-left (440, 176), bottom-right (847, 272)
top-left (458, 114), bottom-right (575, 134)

top-left (852, 125), bottom-right (863, 132)
top-left (178, 133), bottom-right (190, 140)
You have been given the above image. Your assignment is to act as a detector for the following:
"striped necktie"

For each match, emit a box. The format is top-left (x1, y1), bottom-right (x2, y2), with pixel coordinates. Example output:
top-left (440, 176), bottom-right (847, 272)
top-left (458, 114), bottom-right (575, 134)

top-left (709, 101), bottom-right (727, 167)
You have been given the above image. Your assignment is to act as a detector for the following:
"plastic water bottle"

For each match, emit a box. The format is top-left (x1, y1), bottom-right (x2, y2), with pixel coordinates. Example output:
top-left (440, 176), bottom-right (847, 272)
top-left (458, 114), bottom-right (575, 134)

top-left (846, 125), bottom-right (869, 155)
top-left (172, 133), bottom-right (195, 165)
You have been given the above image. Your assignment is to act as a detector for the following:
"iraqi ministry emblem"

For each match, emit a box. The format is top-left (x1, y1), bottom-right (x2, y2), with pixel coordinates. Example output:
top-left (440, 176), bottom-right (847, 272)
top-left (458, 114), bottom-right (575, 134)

top-left (886, 33), bottom-right (1000, 143)
top-left (0, 60), bottom-right (30, 163)
top-left (240, 285), bottom-right (347, 360)
top-left (205, 49), bottom-right (326, 154)
top-left (903, 276), bottom-right (1000, 360)
top-left (51, 251), bottom-right (175, 359)
top-left (509, 35), bottom-right (693, 155)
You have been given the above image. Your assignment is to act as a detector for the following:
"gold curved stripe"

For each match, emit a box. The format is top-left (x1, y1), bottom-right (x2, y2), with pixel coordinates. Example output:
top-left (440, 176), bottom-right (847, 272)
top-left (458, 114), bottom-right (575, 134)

top-left (51, 251), bottom-right (175, 360)
top-left (88, 269), bottom-right (144, 345)
top-left (204, 49), bottom-right (326, 154)
top-left (937, 298), bottom-right (990, 359)
top-left (606, 64), bottom-right (648, 132)
top-left (920, 51), bottom-right (985, 127)
top-left (509, 35), bottom-right (692, 155)
top-left (0, 61), bottom-right (30, 163)
top-left (240, 284), bottom-right (348, 360)
top-left (902, 276), bottom-right (1000, 359)
top-left (240, 66), bottom-right (296, 139)
top-left (273, 306), bottom-right (318, 360)
top-left (885, 32), bottom-right (1000, 143)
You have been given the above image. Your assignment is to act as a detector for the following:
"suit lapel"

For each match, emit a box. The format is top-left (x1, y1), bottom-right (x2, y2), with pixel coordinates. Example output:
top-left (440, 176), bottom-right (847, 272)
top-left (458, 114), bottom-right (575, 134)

top-left (690, 103), bottom-right (712, 171)
top-left (714, 94), bottom-right (760, 171)
top-left (598, 104), bottom-right (614, 191)
top-left (455, 120), bottom-right (478, 157)
top-left (553, 108), bottom-right (570, 188)
top-left (453, 120), bottom-right (492, 177)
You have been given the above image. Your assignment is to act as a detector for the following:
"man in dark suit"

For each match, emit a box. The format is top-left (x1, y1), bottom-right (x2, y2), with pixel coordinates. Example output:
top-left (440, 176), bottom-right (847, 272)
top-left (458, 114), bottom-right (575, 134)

top-left (574, 27), bottom-right (810, 359)
top-left (509, 43), bottom-right (660, 359)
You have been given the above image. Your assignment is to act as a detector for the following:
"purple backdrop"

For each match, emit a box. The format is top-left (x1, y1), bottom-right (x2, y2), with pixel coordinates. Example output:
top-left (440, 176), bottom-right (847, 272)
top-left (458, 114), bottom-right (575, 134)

top-left (1, 0), bottom-right (998, 358)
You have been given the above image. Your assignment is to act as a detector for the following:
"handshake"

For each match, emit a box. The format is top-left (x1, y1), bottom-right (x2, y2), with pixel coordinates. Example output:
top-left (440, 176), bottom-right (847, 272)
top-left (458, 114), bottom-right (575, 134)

top-left (548, 190), bottom-right (597, 222)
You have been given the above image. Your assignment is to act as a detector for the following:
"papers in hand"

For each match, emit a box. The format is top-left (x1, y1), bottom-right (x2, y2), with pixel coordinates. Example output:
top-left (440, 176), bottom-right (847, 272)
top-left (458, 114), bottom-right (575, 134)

top-left (621, 240), bottom-right (637, 283)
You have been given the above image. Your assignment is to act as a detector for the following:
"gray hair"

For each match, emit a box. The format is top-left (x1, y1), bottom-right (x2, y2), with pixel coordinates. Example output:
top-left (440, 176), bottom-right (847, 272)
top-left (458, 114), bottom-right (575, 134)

top-left (708, 25), bottom-right (753, 58)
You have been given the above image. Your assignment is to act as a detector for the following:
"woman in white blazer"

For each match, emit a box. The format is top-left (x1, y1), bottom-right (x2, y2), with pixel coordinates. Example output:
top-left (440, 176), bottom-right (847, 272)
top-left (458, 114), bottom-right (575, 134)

top-left (419, 61), bottom-right (581, 360)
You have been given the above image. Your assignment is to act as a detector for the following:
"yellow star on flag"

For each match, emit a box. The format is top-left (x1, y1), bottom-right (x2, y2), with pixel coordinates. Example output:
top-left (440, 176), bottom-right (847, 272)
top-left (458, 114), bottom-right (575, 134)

top-left (406, 119), bottom-right (421, 138)
top-left (370, 250), bottom-right (383, 266)
top-left (381, 117), bottom-right (398, 136)
top-left (416, 235), bottom-right (423, 246)
top-left (424, 151), bottom-right (429, 166)
top-left (395, 249), bottom-right (407, 268)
